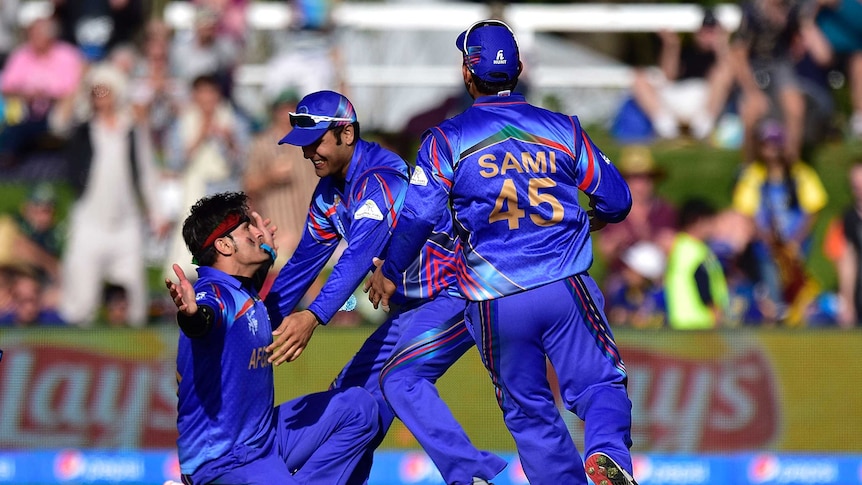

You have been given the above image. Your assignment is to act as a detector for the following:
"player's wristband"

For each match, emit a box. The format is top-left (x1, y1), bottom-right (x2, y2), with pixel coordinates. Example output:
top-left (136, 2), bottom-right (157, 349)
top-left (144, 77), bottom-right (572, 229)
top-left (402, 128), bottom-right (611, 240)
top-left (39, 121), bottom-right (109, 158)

top-left (177, 305), bottom-right (214, 338)
top-left (260, 243), bottom-right (277, 262)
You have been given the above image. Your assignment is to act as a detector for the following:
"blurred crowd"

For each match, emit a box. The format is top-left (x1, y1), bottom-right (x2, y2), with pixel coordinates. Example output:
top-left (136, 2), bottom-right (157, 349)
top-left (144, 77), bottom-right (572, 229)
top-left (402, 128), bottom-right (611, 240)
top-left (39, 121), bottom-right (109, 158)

top-left (0, 0), bottom-right (860, 329)
top-left (602, 0), bottom-right (862, 330)
top-left (0, 0), bottom-right (342, 328)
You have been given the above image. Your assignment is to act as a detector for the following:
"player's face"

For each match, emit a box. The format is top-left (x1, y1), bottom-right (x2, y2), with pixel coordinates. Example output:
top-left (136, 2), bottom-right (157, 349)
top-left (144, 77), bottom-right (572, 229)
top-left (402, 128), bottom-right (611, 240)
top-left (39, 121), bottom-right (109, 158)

top-left (301, 128), bottom-right (355, 179)
top-left (226, 222), bottom-right (269, 267)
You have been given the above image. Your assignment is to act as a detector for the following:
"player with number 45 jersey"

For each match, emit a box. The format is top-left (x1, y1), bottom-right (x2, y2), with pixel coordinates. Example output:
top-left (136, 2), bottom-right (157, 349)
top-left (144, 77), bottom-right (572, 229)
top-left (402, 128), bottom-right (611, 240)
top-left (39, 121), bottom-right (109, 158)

top-left (370, 19), bottom-right (638, 485)
top-left (384, 84), bottom-right (632, 302)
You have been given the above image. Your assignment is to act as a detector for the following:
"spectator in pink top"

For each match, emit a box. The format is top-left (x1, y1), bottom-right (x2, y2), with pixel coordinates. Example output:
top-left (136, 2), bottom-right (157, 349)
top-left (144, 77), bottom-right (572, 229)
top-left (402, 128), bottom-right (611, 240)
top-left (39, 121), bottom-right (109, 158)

top-left (2, 16), bottom-right (84, 109)
top-left (0, 16), bottom-right (84, 166)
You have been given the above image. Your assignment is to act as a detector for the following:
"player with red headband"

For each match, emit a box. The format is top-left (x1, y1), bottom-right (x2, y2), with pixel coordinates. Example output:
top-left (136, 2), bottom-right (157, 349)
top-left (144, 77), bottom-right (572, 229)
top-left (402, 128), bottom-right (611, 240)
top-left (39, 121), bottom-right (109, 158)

top-left (165, 191), bottom-right (379, 485)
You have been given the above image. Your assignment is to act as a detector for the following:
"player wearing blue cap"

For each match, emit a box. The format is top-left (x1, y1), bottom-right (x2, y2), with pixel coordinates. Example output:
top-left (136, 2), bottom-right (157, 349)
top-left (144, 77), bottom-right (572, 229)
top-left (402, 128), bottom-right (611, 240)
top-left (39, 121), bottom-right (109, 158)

top-left (165, 191), bottom-right (379, 485)
top-left (368, 20), bottom-right (638, 485)
top-left (263, 91), bottom-right (506, 485)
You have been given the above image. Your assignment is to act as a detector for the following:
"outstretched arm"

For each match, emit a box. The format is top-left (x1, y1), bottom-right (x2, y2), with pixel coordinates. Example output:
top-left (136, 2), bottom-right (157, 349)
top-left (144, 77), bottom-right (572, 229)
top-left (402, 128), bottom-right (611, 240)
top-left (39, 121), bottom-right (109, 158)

top-left (166, 264), bottom-right (197, 316)
top-left (266, 168), bottom-right (409, 365)
top-left (166, 264), bottom-right (217, 338)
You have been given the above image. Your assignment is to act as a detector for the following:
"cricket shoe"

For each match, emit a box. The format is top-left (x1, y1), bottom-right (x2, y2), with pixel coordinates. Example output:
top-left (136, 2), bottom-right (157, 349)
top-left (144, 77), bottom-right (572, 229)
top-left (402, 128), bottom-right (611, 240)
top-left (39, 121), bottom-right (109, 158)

top-left (584, 452), bottom-right (638, 485)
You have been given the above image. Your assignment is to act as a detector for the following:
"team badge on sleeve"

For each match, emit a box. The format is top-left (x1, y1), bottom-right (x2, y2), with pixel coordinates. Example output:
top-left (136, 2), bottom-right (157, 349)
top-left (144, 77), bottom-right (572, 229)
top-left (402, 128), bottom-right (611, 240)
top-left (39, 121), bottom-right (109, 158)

top-left (195, 292), bottom-right (206, 301)
top-left (410, 166), bottom-right (429, 186)
top-left (354, 199), bottom-right (384, 221)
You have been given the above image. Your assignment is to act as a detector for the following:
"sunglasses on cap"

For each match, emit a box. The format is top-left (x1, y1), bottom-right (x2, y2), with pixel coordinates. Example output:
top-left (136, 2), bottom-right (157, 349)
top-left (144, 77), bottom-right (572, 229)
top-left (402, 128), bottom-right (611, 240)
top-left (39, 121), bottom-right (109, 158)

top-left (289, 112), bottom-right (355, 128)
top-left (461, 19), bottom-right (516, 61)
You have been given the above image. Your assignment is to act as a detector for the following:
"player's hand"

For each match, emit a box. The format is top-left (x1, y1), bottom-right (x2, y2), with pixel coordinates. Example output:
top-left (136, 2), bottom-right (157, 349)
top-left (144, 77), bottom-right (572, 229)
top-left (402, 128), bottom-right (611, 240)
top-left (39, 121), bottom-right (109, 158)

top-left (250, 211), bottom-right (278, 251)
top-left (165, 263), bottom-right (198, 316)
top-left (588, 209), bottom-right (609, 232)
top-left (266, 310), bottom-right (319, 365)
top-left (364, 258), bottom-right (396, 311)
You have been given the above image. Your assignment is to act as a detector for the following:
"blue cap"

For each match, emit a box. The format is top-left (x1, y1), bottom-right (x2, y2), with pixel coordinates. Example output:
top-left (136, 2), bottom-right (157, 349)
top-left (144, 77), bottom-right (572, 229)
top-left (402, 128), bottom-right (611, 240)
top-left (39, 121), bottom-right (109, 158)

top-left (278, 90), bottom-right (358, 147)
top-left (455, 20), bottom-right (520, 83)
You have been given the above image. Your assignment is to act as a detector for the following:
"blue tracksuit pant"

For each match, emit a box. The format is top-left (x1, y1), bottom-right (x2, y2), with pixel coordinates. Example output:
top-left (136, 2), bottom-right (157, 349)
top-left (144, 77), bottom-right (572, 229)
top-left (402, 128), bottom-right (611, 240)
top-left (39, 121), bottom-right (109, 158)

top-left (333, 292), bottom-right (506, 484)
top-left (197, 387), bottom-right (379, 485)
top-left (464, 274), bottom-right (634, 485)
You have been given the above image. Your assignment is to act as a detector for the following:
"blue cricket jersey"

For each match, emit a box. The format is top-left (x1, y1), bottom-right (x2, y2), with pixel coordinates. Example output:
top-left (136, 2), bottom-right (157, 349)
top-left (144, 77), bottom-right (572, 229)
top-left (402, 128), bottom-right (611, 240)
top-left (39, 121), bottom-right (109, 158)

top-left (383, 93), bottom-right (632, 301)
top-left (388, 222), bottom-right (460, 302)
top-left (176, 267), bottom-right (276, 483)
top-left (265, 138), bottom-right (459, 323)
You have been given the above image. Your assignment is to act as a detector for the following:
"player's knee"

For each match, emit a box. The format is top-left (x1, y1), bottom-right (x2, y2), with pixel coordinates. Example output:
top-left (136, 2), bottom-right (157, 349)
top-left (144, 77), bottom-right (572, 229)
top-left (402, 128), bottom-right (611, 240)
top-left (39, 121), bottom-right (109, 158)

top-left (379, 368), bottom-right (417, 404)
top-left (379, 375), bottom-right (394, 404)
top-left (340, 387), bottom-right (379, 431)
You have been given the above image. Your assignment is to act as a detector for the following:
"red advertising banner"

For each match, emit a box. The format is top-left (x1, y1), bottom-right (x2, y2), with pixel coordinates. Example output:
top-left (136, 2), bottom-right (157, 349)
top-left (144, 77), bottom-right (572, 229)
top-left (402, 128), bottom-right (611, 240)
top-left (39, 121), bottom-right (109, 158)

top-left (0, 330), bottom-right (178, 449)
top-left (624, 345), bottom-right (779, 452)
top-left (0, 328), bottom-right (859, 452)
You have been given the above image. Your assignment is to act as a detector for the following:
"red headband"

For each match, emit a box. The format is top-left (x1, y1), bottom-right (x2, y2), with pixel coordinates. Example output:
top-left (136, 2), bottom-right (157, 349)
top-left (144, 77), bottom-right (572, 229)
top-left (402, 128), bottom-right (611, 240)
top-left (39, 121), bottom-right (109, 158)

top-left (202, 213), bottom-right (246, 249)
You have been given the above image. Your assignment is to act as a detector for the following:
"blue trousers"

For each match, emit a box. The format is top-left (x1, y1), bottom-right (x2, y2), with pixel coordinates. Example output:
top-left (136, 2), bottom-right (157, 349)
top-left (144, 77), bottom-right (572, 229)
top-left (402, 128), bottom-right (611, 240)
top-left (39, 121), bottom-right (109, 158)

top-left (464, 275), bottom-right (633, 485)
top-left (198, 387), bottom-right (379, 485)
top-left (332, 292), bottom-right (506, 484)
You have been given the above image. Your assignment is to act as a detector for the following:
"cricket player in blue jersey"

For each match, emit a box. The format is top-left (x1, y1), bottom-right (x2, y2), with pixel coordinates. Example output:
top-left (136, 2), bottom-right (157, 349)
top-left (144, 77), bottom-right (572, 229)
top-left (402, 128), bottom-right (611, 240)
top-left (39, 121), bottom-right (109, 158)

top-left (165, 192), bottom-right (379, 485)
top-left (368, 20), bottom-right (638, 485)
top-left (262, 91), bottom-right (506, 484)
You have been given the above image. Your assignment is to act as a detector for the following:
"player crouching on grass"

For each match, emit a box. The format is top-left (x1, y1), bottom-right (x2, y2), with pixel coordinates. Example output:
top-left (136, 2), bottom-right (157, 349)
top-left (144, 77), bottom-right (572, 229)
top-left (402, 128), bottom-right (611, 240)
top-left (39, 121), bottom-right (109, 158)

top-left (165, 191), bottom-right (378, 485)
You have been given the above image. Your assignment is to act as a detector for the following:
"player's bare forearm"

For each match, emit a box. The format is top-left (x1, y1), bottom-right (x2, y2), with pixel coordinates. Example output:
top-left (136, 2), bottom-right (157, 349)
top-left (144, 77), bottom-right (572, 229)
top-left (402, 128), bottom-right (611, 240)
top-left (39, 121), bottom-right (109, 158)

top-left (266, 310), bottom-right (319, 365)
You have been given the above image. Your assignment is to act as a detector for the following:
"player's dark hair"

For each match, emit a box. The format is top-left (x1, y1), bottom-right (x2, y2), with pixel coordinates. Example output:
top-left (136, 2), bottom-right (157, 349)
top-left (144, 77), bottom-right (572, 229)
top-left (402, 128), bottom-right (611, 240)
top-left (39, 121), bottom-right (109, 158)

top-left (332, 121), bottom-right (360, 146)
top-left (183, 191), bottom-right (249, 266)
top-left (471, 72), bottom-right (519, 95)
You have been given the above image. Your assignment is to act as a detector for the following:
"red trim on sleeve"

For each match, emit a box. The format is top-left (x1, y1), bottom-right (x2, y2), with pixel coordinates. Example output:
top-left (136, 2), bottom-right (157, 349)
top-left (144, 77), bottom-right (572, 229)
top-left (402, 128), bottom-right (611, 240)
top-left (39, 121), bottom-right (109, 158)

top-left (577, 131), bottom-right (595, 191)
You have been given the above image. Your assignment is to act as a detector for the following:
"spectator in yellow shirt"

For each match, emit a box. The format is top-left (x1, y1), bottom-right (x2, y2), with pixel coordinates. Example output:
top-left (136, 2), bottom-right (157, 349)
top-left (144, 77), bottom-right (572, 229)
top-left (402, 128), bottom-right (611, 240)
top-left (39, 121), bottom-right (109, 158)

top-left (731, 119), bottom-right (827, 323)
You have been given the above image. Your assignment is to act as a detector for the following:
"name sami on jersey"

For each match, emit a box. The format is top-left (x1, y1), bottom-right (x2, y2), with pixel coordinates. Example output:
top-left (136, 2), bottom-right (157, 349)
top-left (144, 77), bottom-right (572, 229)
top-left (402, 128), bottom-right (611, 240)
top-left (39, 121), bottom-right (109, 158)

top-left (477, 151), bottom-right (557, 178)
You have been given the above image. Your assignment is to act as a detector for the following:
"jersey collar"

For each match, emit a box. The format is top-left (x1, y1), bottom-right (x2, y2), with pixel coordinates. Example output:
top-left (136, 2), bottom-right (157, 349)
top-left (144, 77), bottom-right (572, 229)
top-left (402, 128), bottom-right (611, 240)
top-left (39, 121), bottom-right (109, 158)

top-left (473, 92), bottom-right (527, 106)
top-left (196, 266), bottom-right (244, 290)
